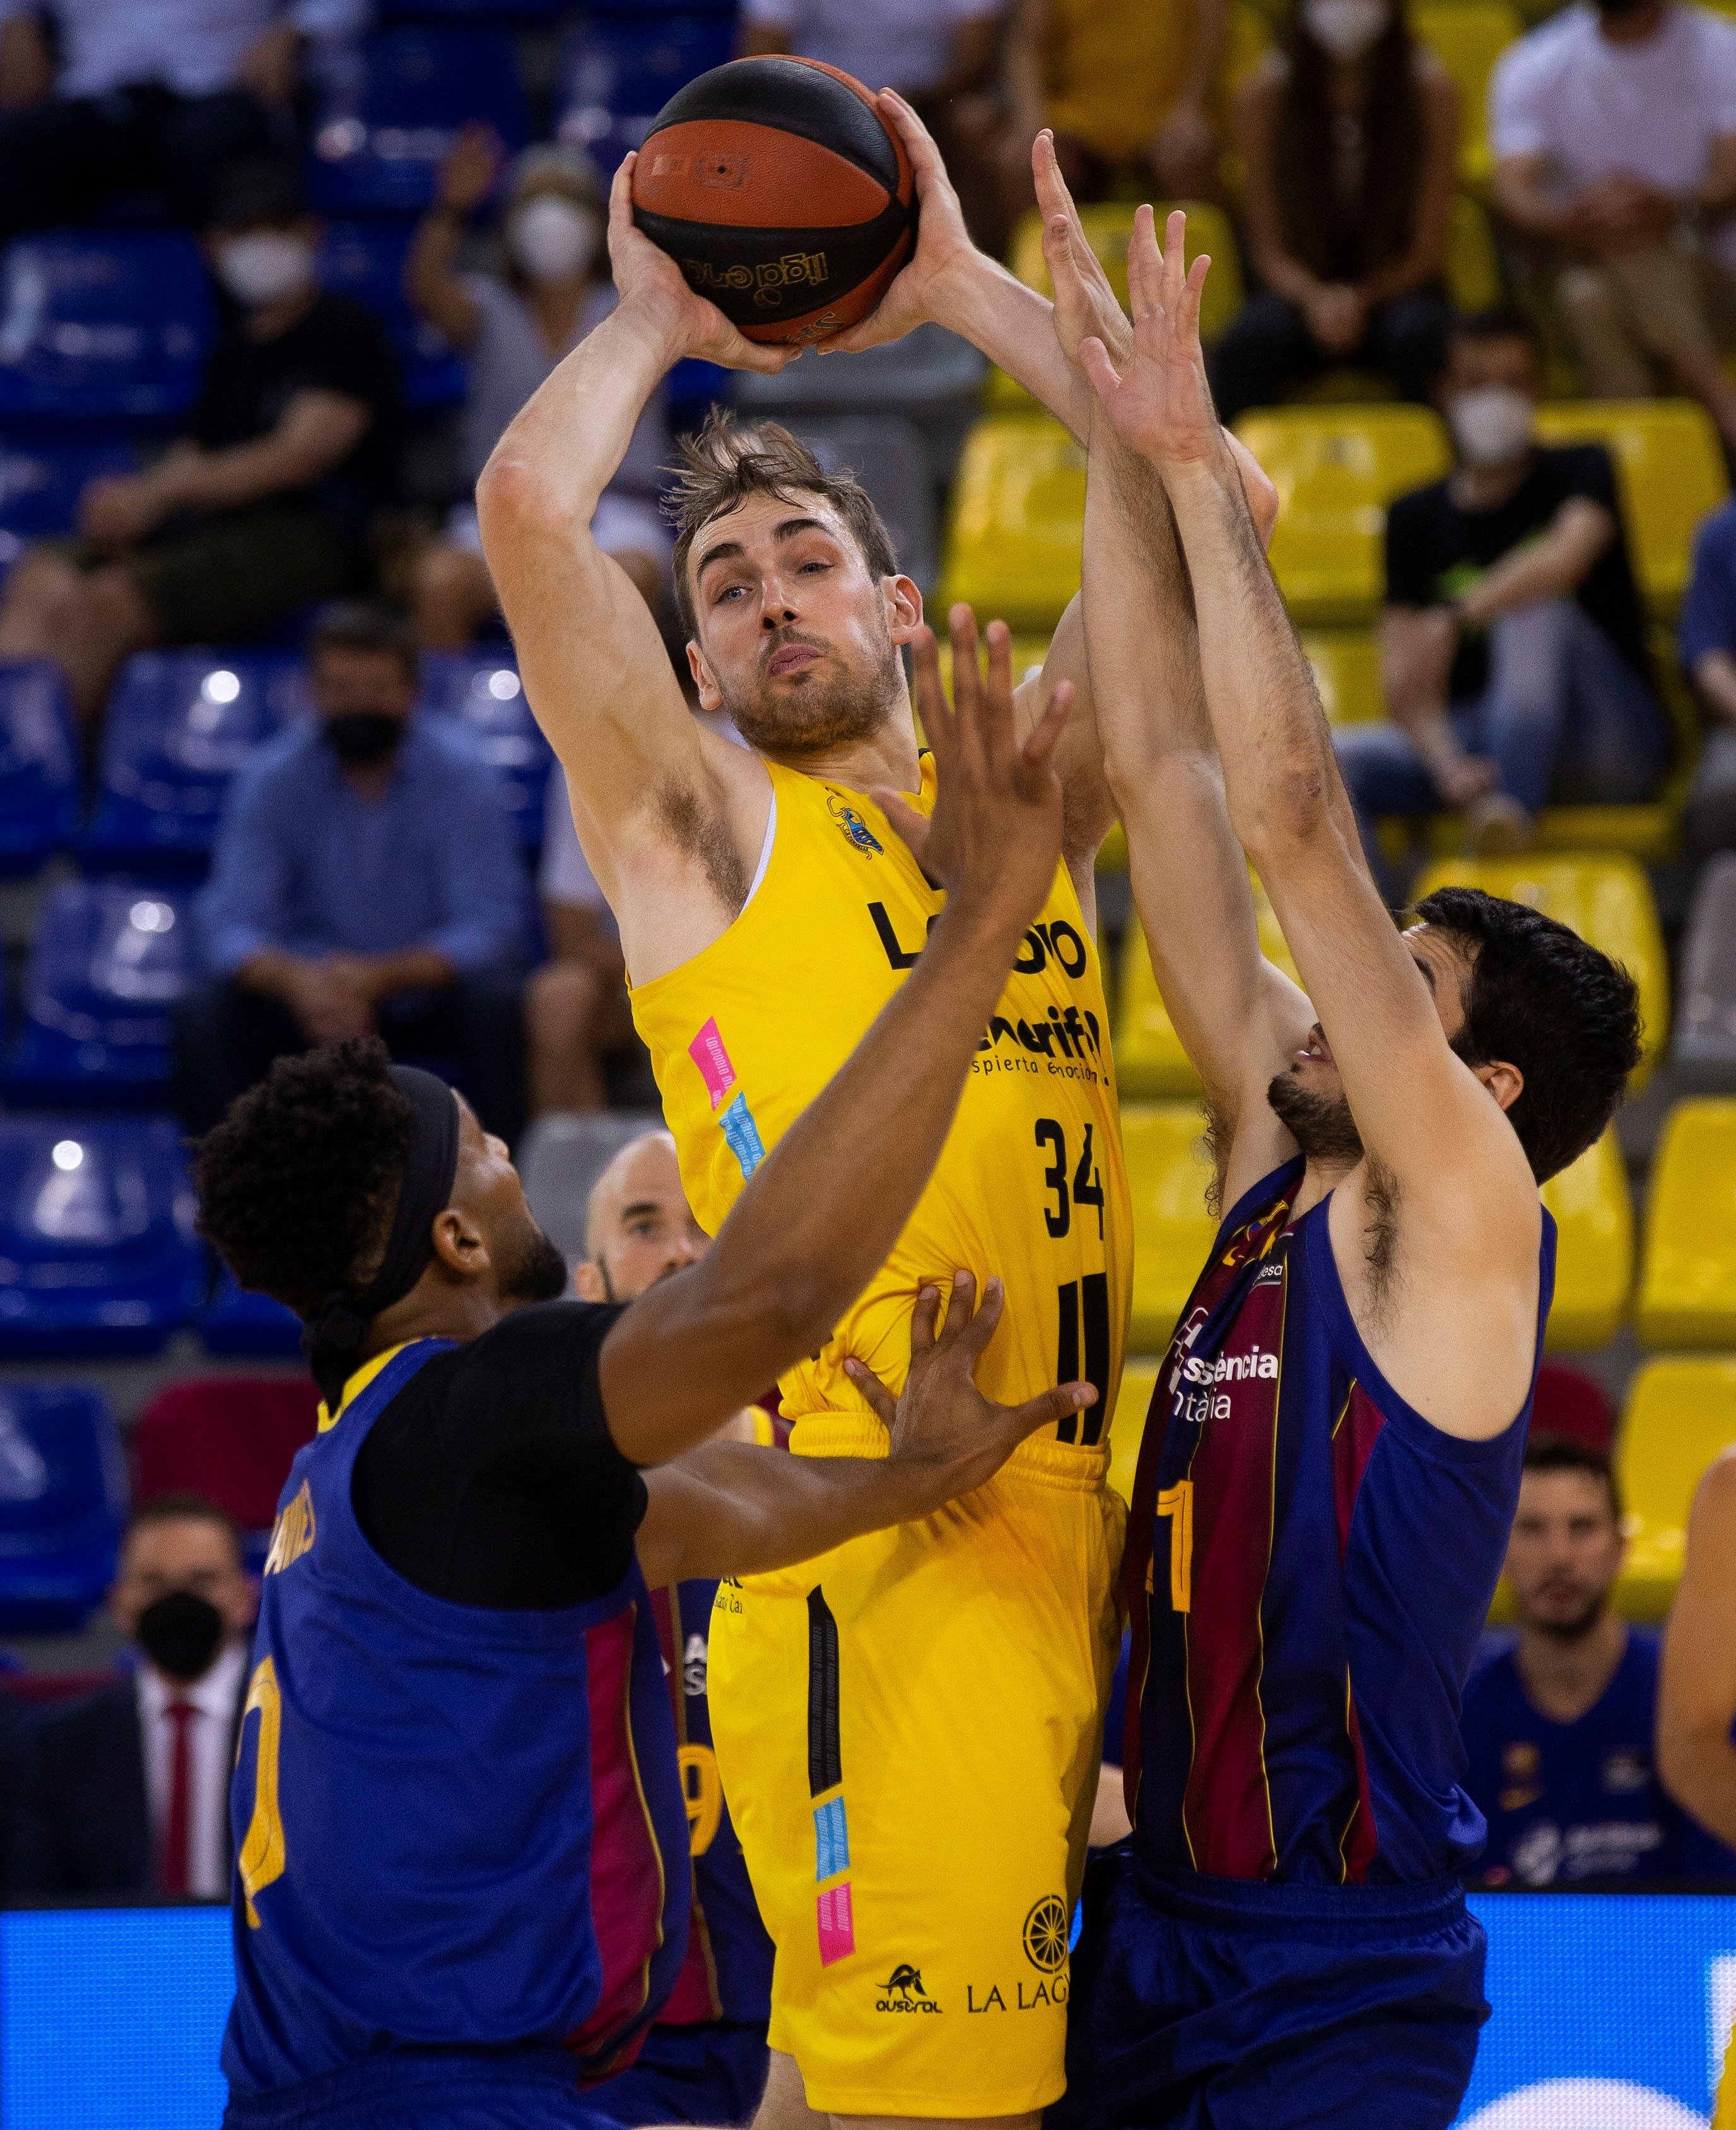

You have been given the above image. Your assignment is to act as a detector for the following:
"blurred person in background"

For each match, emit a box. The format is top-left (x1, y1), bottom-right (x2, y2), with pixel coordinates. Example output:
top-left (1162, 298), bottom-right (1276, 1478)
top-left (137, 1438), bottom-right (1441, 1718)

top-left (0, 159), bottom-right (400, 728)
top-left (176, 603), bottom-right (528, 1140)
top-left (1675, 491), bottom-right (1736, 857)
top-left (527, 763), bottom-right (635, 1118)
top-left (0, 0), bottom-right (362, 236)
top-left (1660, 1449), bottom-right (1736, 1880)
top-left (1209, 0), bottom-right (1458, 422)
top-left (1462, 1438), bottom-right (1731, 1887)
top-left (1334, 307), bottom-right (1669, 881)
top-left (1491, 0), bottom-right (1736, 448)
top-left (11, 1494), bottom-right (254, 1897)
top-left (406, 131), bottom-right (671, 648)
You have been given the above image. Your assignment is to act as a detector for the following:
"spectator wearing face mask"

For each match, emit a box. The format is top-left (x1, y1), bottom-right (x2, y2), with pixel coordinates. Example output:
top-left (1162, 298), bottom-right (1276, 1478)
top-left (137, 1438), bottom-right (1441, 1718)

top-left (0, 158), bottom-right (401, 730)
top-left (1332, 306), bottom-right (1670, 879)
top-left (405, 132), bottom-right (672, 648)
top-left (1491, 0), bottom-right (1736, 449)
top-left (9, 1494), bottom-right (256, 1898)
top-left (1207, 0), bottom-right (1458, 422)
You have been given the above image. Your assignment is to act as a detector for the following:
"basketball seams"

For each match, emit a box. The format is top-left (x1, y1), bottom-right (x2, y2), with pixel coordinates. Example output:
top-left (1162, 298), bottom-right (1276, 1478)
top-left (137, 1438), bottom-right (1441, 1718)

top-left (635, 120), bottom-right (896, 232)
top-left (643, 57), bottom-right (909, 197)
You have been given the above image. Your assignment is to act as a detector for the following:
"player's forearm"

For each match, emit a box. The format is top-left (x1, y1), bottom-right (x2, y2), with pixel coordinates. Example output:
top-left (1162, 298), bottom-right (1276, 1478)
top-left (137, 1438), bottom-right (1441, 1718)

top-left (933, 256), bottom-right (1094, 442)
top-left (1658, 1724), bottom-right (1736, 1850)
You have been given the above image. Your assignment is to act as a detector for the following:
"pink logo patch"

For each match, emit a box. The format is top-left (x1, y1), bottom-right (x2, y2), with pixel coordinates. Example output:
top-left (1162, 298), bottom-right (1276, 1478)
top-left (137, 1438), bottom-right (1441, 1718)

top-left (688, 1018), bottom-right (737, 1113)
top-left (816, 1883), bottom-right (855, 1967)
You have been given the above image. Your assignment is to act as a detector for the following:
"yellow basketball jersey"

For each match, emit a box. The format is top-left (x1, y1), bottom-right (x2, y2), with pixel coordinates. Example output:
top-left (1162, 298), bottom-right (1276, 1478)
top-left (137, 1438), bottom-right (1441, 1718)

top-left (630, 755), bottom-right (1130, 1449)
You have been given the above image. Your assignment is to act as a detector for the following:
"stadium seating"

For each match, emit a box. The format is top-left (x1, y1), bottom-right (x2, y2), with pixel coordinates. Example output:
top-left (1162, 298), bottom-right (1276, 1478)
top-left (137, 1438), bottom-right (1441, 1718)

top-left (1411, 0), bottom-right (1523, 186)
top-left (197, 1268), bottom-right (303, 1359)
top-left (1613, 1357), bottom-right (1736, 1616)
top-left (1116, 896), bottom-right (1301, 1101)
top-left (0, 658), bottom-right (78, 876)
top-left (1445, 194), bottom-right (1501, 313)
top-left (939, 416), bottom-right (1085, 633)
top-left (1636, 1098), bottom-right (1736, 1346)
top-left (308, 28), bottom-right (531, 216)
top-left (133, 1378), bottom-right (319, 1534)
top-left (81, 650), bottom-right (302, 874)
top-left (1, 882), bottom-right (191, 1106)
top-left (0, 1116), bottom-right (202, 1357)
top-left (1532, 401), bottom-right (1728, 619)
top-left (317, 223), bottom-right (467, 411)
top-left (1530, 1360), bottom-right (1616, 1453)
top-left (1299, 629), bottom-right (1383, 725)
top-left (1231, 407), bottom-right (1453, 624)
top-left (1108, 1355), bottom-right (1159, 1508)
top-left (734, 324), bottom-right (987, 485)
top-left (0, 231), bottom-right (212, 424)
top-left (421, 652), bottom-right (551, 853)
top-left (792, 417), bottom-right (938, 594)
top-left (519, 1109), bottom-right (661, 1265)
top-left (1539, 1128), bottom-right (1632, 1350)
top-left (558, 11), bottom-right (737, 174)
top-left (0, 427), bottom-right (137, 570)
top-left (1410, 853), bottom-right (1669, 1080)
top-left (0, 1384), bottom-right (126, 1632)
top-left (1123, 1102), bottom-right (1218, 1352)
top-left (1675, 854), bottom-right (1736, 1079)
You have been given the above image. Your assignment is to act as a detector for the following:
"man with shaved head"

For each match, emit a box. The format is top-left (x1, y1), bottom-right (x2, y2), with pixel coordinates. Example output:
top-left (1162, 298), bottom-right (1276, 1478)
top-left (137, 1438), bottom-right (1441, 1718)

top-left (574, 1132), bottom-right (709, 1309)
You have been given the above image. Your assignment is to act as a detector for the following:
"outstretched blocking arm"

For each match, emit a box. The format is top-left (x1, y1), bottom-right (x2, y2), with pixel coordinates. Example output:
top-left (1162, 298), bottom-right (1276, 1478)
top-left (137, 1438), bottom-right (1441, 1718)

top-left (1658, 1451), bottom-right (1736, 1850)
top-left (599, 617), bottom-right (1081, 1466)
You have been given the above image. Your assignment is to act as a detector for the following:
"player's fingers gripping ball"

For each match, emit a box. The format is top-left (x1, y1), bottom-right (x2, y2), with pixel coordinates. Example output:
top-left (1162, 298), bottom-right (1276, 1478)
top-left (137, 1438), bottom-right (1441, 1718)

top-left (630, 57), bottom-right (917, 346)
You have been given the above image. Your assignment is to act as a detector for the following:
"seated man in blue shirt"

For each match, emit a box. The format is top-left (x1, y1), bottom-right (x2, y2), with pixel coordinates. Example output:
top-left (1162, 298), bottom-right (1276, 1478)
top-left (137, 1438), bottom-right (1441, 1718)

top-left (176, 602), bottom-right (528, 1139)
top-left (1463, 1435), bottom-right (1733, 1886)
top-left (1679, 494), bottom-right (1736, 861)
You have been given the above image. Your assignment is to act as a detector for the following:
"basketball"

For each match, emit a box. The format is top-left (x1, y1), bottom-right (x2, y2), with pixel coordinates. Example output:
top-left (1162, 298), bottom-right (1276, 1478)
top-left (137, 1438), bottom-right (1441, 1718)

top-left (630, 56), bottom-right (916, 348)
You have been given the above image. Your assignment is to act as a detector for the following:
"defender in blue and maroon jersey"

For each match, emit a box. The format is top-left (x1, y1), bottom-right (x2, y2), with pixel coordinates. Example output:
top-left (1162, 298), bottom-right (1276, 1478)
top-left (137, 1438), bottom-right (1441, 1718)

top-left (1052, 194), bottom-right (1643, 2129)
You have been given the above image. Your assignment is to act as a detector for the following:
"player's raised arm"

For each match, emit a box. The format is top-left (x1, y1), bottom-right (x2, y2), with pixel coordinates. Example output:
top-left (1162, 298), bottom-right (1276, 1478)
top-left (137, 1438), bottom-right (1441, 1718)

top-left (599, 611), bottom-right (1084, 1466)
top-left (1657, 1450), bottom-right (1736, 1850)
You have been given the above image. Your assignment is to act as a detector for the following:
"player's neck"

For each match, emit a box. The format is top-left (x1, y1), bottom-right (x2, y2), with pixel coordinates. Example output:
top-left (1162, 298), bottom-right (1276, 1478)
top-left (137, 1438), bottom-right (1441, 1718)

top-left (1293, 1149), bottom-right (1366, 1218)
top-left (1515, 1610), bottom-right (1628, 1724)
top-left (363, 1274), bottom-right (508, 1359)
top-left (755, 699), bottom-right (924, 796)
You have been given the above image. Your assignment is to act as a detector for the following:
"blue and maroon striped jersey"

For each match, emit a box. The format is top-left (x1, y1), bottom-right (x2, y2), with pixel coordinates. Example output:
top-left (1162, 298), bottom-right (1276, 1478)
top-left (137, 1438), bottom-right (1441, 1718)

top-left (223, 1340), bottom-right (691, 2100)
top-left (1124, 1159), bottom-right (1556, 1888)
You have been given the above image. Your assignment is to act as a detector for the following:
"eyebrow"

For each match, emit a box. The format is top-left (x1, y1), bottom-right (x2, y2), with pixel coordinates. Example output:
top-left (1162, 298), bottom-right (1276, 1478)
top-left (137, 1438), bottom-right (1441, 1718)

top-left (619, 1200), bottom-right (666, 1222)
top-left (695, 517), bottom-right (835, 583)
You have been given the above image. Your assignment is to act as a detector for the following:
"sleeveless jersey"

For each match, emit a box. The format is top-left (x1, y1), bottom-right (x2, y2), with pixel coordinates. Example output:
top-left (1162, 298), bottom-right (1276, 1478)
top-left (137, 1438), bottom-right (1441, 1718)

top-left (631, 754), bottom-right (1131, 1446)
top-left (1124, 1160), bottom-right (1557, 1888)
top-left (223, 1342), bottom-right (691, 2100)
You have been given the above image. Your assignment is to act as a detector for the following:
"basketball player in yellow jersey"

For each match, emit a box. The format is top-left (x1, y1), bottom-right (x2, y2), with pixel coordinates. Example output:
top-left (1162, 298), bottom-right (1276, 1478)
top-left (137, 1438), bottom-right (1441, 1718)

top-left (478, 102), bottom-right (1276, 2130)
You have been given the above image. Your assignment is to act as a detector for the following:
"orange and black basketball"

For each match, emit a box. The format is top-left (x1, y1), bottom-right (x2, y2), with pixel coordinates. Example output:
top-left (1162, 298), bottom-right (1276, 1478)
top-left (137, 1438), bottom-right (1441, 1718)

top-left (630, 57), bottom-right (916, 347)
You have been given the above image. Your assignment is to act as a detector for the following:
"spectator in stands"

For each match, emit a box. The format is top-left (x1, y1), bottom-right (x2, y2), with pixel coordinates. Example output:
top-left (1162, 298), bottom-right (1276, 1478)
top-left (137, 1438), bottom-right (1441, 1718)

top-left (0, 159), bottom-right (401, 729)
top-left (1208, 0), bottom-right (1458, 422)
top-left (405, 132), bottom-right (670, 648)
top-left (1658, 1447), bottom-right (1736, 1871)
top-left (1676, 493), bottom-right (1736, 857)
top-left (1491, 0), bottom-right (1736, 448)
top-left (1334, 307), bottom-right (1670, 877)
top-left (10, 1494), bottom-right (254, 1897)
top-left (1462, 1439), bottom-right (1704, 1885)
top-left (527, 764), bottom-right (635, 1119)
top-left (176, 602), bottom-right (529, 1141)
top-left (0, 0), bottom-right (362, 237)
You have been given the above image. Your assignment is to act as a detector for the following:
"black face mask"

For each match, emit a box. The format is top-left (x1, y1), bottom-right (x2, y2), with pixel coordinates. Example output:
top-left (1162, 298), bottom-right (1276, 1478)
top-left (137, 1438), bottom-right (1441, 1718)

top-left (136, 1590), bottom-right (226, 1682)
top-left (323, 711), bottom-right (403, 767)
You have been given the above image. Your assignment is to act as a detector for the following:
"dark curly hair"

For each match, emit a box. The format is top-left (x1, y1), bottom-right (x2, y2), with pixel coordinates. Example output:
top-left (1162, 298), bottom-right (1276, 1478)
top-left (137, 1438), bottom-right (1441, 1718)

top-left (1412, 886), bottom-right (1643, 1184)
top-left (192, 1038), bottom-right (413, 1319)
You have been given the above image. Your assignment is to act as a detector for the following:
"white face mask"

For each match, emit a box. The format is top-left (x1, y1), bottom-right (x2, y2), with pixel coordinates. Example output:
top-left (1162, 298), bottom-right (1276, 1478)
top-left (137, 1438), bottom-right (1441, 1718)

top-left (508, 196), bottom-right (601, 286)
top-left (1302, 0), bottom-right (1389, 59)
top-left (215, 231), bottom-right (315, 309)
top-left (1448, 385), bottom-right (1536, 469)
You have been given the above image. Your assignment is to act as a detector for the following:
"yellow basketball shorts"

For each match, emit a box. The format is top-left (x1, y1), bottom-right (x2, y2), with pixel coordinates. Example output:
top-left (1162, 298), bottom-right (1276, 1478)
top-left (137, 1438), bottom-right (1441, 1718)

top-left (1716, 2022), bottom-right (1736, 2130)
top-left (708, 1428), bottom-right (1125, 2119)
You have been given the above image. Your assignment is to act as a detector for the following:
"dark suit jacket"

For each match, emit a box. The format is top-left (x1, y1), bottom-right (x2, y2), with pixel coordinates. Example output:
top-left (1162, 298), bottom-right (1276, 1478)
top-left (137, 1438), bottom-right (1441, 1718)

top-left (9, 1676), bottom-right (244, 1897)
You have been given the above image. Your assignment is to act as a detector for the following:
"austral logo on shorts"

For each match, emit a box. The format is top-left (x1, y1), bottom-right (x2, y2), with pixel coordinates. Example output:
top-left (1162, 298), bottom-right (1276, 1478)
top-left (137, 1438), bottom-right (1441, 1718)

top-left (876, 1963), bottom-right (942, 2014)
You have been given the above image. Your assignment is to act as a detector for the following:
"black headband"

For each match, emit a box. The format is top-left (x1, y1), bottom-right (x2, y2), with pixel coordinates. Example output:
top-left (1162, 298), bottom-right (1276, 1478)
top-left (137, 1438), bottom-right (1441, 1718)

top-left (302, 1065), bottom-right (461, 1412)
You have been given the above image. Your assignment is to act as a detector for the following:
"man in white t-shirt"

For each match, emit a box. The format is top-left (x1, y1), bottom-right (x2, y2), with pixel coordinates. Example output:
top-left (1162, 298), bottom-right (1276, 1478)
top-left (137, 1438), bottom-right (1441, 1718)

top-left (1491, 0), bottom-right (1736, 443)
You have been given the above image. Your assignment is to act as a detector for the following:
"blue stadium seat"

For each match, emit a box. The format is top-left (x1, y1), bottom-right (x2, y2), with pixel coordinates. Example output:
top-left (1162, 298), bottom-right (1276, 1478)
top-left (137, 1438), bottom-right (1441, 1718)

top-left (318, 222), bottom-right (467, 411)
top-left (0, 1116), bottom-right (202, 1357)
top-left (82, 650), bottom-right (303, 875)
top-left (2, 882), bottom-right (192, 1106)
top-left (0, 1384), bottom-right (126, 1632)
top-left (0, 660), bottom-right (78, 877)
top-left (0, 231), bottom-right (213, 423)
top-left (198, 1267), bottom-right (304, 1359)
top-left (559, 13), bottom-right (737, 172)
top-left (0, 427), bottom-right (138, 574)
top-left (308, 30), bottom-right (531, 215)
top-left (422, 652), bottom-right (551, 851)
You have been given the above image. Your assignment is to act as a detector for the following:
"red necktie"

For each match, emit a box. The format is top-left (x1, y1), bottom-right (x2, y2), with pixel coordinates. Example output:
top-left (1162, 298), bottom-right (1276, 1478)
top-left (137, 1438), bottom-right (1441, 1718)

top-left (158, 1699), bottom-right (197, 1895)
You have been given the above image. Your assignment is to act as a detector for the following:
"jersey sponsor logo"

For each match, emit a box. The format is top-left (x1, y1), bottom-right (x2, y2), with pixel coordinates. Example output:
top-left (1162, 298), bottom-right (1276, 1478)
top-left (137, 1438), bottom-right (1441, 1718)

top-left (1509, 1815), bottom-right (1666, 1886)
top-left (827, 790), bottom-right (883, 857)
top-left (682, 1631), bottom-right (707, 1699)
top-left (876, 1963), bottom-right (941, 2013)
top-left (1176, 1342), bottom-right (1280, 1388)
top-left (1023, 1895), bottom-right (1070, 1974)
top-left (1603, 1747), bottom-right (1653, 1794)
top-left (263, 1482), bottom-right (315, 1576)
top-left (688, 1018), bottom-right (767, 1180)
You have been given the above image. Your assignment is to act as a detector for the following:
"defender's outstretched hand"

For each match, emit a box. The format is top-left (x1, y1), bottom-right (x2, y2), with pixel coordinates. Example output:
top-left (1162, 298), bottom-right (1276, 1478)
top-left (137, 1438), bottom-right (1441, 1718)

top-left (1079, 206), bottom-right (1222, 469)
top-left (875, 606), bottom-right (1071, 935)
top-left (1035, 129), bottom-right (1133, 373)
top-left (845, 1271), bottom-right (1096, 1490)
top-left (607, 156), bottom-right (797, 375)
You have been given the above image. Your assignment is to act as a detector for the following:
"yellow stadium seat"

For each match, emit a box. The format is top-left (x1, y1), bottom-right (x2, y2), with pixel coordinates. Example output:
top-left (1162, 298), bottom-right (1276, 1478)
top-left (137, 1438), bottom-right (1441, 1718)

top-left (1445, 193), bottom-right (1502, 312)
top-left (1612, 1358), bottom-right (1736, 1617)
top-left (1233, 407), bottom-right (1452, 623)
top-left (1532, 401), bottom-right (1729, 619)
top-left (1116, 898), bottom-right (1301, 1099)
top-left (1123, 1102), bottom-right (1219, 1351)
top-left (1300, 629), bottom-right (1384, 724)
top-left (1412, 1), bottom-right (1523, 187)
top-left (1539, 1128), bottom-right (1633, 1349)
top-left (1635, 1099), bottom-right (1736, 1347)
top-left (1410, 853), bottom-right (1667, 1083)
top-left (1108, 1356), bottom-right (1161, 1506)
top-left (938, 416), bottom-right (1084, 632)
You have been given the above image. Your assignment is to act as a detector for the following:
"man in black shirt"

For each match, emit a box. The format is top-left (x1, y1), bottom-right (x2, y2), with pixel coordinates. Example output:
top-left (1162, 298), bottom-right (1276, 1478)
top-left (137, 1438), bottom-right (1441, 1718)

top-left (1334, 307), bottom-right (1670, 884)
top-left (0, 159), bottom-right (399, 727)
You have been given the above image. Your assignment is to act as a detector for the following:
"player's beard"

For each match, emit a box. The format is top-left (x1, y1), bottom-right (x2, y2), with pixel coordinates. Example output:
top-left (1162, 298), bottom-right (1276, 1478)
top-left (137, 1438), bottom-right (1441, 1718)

top-left (722, 623), bottom-right (900, 757)
top-left (500, 1220), bottom-right (572, 1306)
top-left (1265, 1068), bottom-right (1365, 1165)
top-left (1525, 1586), bottom-right (1607, 1641)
